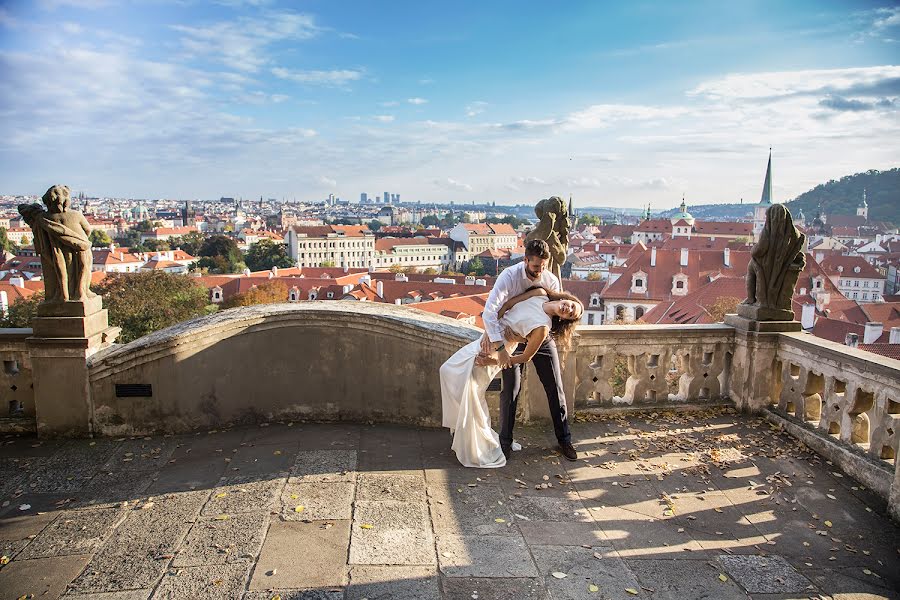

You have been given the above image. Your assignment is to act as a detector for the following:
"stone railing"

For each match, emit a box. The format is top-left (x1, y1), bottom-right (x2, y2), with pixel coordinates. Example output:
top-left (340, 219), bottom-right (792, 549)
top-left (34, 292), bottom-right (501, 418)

top-left (770, 332), bottom-right (900, 513)
top-left (0, 329), bottom-right (35, 427)
top-left (567, 324), bottom-right (735, 409)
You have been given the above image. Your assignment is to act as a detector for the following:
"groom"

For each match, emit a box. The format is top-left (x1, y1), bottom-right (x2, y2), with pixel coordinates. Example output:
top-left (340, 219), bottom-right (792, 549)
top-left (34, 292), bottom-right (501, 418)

top-left (476, 239), bottom-right (577, 462)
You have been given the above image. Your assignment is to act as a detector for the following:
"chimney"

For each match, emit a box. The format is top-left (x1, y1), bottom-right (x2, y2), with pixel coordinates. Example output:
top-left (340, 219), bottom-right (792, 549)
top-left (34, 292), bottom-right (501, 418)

top-left (680, 248), bottom-right (689, 267)
top-left (650, 246), bottom-right (657, 267)
top-left (723, 247), bottom-right (731, 267)
top-left (0, 290), bottom-right (7, 317)
top-left (863, 322), bottom-right (883, 344)
top-left (846, 333), bottom-right (859, 348)
top-left (890, 327), bottom-right (900, 344)
top-left (801, 303), bottom-right (815, 330)
top-left (9, 276), bottom-right (24, 288)
top-left (376, 280), bottom-right (384, 298)
top-left (271, 266), bottom-right (278, 277)
top-left (815, 251), bottom-right (824, 263)
top-left (342, 284), bottom-right (352, 294)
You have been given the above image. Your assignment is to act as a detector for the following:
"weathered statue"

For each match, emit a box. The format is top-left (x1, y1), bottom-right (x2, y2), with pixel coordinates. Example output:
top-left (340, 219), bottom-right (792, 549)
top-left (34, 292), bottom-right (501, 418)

top-left (525, 196), bottom-right (569, 282)
top-left (18, 185), bottom-right (95, 303)
top-left (741, 204), bottom-right (805, 320)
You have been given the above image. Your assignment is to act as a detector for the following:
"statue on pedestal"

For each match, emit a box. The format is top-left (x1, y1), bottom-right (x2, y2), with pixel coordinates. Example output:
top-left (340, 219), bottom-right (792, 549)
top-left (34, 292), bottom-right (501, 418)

top-left (18, 184), bottom-right (96, 304)
top-left (739, 204), bottom-right (806, 321)
top-left (525, 196), bottom-right (569, 282)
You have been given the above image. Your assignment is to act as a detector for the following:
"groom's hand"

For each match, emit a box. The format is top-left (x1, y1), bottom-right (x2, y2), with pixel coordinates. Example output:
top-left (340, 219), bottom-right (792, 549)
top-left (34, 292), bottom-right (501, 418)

top-left (480, 334), bottom-right (493, 356)
top-left (497, 348), bottom-right (512, 369)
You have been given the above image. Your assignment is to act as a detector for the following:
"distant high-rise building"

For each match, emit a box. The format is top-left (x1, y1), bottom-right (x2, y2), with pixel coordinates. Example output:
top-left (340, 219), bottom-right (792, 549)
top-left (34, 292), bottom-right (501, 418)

top-left (360, 192), bottom-right (368, 204)
top-left (384, 191), bottom-right (390, 204)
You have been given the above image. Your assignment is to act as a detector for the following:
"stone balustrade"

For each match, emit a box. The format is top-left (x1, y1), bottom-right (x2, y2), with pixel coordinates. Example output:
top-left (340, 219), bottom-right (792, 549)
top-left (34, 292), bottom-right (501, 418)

top-left (769, 332), bottom-right (900, 517)
top-left (568, 324), bottom-right (735, 408)
top-left (0, 329), bottom-right (35, 427)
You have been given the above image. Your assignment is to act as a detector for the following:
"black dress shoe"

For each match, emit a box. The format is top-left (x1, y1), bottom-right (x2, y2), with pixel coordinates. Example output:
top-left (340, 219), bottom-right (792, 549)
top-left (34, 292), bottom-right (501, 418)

top-left (558, 442), bottom-right (577, 461)
top-left (501, 445), bottom-right (512, 460)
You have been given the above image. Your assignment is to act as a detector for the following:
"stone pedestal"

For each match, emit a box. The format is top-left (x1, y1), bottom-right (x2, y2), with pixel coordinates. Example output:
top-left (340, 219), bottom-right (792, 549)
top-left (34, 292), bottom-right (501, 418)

top-left (725, 313), bottom-right (787, 414)
top-left (28, 297), bottom-right (119, 437)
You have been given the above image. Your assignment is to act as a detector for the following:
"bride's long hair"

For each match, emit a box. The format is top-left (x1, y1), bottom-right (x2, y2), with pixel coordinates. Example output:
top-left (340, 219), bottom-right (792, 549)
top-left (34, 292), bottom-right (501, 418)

top-left (544, 289), bottom-right (583, 350)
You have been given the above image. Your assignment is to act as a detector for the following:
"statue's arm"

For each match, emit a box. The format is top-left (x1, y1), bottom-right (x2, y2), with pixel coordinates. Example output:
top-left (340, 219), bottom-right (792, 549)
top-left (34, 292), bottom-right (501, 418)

top-left (78, 213), bottom-right (92, 239)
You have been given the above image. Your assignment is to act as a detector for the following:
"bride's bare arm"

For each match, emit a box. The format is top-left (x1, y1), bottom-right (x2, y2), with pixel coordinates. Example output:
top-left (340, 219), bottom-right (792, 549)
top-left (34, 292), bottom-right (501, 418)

top-left (509, 327), bottom-right (549, 366)
top-left (498, 286), bottom-right (548, 319)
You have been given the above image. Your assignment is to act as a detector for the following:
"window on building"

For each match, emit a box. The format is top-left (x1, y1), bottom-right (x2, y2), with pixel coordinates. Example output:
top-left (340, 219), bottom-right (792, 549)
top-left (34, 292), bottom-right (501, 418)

top-left (587, 313), bottom-right (595, 325)
top-left (863, 292), bottom-right (869, 300)
top-left (854, 280), bottom-right (859, 287)
top-left (676, 281), bottom-right (684, 289)
top-left (635, 279), bottom-right (644, 288)
top-left (852, 292), bottom-right (858, 299)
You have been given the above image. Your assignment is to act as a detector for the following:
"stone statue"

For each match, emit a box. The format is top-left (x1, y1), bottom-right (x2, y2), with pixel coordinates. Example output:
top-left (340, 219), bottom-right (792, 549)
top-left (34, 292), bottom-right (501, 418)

top-left (525, 196), bottom-right (569, 282)
top-left (740, 204), bottom-right (806, 321)
top-left (18, 184), bottom-right (96, 303)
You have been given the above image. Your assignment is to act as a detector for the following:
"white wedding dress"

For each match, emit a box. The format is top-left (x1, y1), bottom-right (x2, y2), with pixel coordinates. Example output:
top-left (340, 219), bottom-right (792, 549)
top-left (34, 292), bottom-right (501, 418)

top-left (440, 296), bottom-right (551, 468)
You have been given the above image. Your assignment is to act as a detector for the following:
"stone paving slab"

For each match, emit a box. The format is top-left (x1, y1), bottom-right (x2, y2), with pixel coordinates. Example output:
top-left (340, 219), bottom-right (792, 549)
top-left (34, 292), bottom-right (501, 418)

top-left (290, 450), bottom-right (357, 483)
top-left (18, 506), bottom-right (124, 559)
top-left (518, 521), bottom-right (609, 547)
top-left (250, 520), bottom-right (350, 590)
top-left (347, 565), bottom-right (440, 599)
top-left (100, 438), bottom-right (178, 472)
top-left (0, 510), bottom-right (57, 559)
top-left (436, 534), bottom-right (538, 578)
top-left (244, 590), bottom-right (344, 600)
top-left (506, 495), bottom-right (592, 522)
top-left (349, 500), bottom-right (435, 565)
top-left (173, 512), bottom-right (269, 567)
top-left (0, 456), bottom-right (45, 499)
top-left (441, 577), bottom-right (549, 600)
top-left (530, 544), bottom-right (642, 600)
top-left (68, 491), bottom-right (207, 594)
top-left (281, 482), bottom-right (354, 521)
top-left (718, 554), bottom-right (815, 594)
top-left (356, 472), bottom-right (426, 503)
top-left (201, 478), bottom-right (285, 517)
top-left (63, 590), bottom-right (152, 600)
top-left (0, 553), bottom-right (92, 599)
top-left (228, 442), bottom-right (300, 479)
top-left (625, 557), bottom-right (751, 600)
top-left (428, 483), bottom-right (517, 536)
top-left (151, 563), bottom-right (252, 599)
top-left (75, 469), bottom-right (158, 507)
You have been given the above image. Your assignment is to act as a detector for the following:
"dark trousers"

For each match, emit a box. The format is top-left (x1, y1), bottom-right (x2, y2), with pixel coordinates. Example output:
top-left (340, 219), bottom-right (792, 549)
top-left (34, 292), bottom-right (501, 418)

top-left (499, 337), bottom-right (571, 447)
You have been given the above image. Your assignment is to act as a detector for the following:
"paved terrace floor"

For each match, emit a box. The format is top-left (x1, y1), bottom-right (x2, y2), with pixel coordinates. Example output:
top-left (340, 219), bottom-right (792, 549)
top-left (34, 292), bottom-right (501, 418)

top-left (0, 408), bottom-right (898, 600)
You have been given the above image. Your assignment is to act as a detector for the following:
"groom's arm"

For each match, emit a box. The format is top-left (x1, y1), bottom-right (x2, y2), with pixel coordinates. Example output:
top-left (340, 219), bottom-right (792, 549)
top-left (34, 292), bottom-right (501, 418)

top-left (481, 269), bottom-right (515, 348)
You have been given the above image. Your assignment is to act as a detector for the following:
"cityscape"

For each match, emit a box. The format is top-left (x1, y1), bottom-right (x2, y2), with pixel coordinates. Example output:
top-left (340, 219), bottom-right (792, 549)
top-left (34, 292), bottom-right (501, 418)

top-left (0, 1), bottom-right (899, 599)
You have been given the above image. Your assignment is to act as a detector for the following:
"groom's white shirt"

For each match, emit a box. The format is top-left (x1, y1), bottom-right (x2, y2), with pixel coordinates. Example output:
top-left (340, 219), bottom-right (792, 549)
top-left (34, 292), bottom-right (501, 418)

top-left (482, 261), bottom-right (561, 344)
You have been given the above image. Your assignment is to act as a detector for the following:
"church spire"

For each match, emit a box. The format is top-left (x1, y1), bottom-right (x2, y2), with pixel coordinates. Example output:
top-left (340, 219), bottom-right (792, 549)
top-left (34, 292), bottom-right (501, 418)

top-left (760, 148), bottom-right (773, 205)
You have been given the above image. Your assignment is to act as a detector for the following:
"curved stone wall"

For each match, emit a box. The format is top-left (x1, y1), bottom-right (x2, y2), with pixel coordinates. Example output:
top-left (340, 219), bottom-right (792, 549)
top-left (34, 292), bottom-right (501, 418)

top-left (87, 302), bottom-right (481, 436)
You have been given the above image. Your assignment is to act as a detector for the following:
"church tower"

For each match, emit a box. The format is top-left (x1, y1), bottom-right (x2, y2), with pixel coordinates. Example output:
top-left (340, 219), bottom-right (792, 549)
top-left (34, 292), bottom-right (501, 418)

top-left (753, 149), bottom-right (774, 241)
top-left (857, 189), bottom-right (868, 221)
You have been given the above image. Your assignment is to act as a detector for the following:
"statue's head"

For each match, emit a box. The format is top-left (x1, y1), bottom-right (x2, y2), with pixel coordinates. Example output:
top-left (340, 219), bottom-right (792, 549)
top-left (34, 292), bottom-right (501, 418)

top-left (765, 204), bottom-right (793, 233)
top-left (534, 196), bottom-right (566, 220)
top-left (42, 185), bottom-right (70, 212)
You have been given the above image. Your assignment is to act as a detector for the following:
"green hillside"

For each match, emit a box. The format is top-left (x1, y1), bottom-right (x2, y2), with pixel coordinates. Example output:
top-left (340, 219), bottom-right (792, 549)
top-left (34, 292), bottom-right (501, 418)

top-left (785, 168), bottom-right (899, 226)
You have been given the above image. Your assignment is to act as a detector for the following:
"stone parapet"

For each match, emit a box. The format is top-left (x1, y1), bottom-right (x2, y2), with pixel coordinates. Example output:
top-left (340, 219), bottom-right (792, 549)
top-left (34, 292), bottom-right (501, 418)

top-left (771, 332), bottom-right (900, 521)
top-left (0, 329), bottom-right (35, 425)
top-left (87, 302), bottom-right (481, 436)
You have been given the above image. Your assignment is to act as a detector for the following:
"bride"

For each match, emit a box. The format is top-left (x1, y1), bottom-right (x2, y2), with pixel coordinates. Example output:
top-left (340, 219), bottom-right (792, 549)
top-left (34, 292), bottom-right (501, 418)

top-left (440, 286), bottom-right (583, 468)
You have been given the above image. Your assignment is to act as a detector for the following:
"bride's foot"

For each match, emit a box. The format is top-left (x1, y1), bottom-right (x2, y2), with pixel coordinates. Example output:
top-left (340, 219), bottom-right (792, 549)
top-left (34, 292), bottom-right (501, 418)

top-left (511, 441), bottom-right (522, 452)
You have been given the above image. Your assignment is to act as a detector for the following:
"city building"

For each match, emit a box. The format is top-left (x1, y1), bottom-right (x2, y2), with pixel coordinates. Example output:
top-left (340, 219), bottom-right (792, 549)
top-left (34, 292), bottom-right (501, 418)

top-left (285, 225), bottom-right (376, 269)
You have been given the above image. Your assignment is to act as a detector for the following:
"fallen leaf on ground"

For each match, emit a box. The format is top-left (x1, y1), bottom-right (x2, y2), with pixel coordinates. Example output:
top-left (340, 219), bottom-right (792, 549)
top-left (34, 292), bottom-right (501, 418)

top-left (360, 524), bottom-right (374, 529)
top-left (551, 571), bottom-right (567, 579)
top-left (589, 583), bottom-right (599, 592)
top-left (719, 574), bottom-right (728, 582)
top-left (294, 505), bottom-right (305, 513)
top-left (625, 588), bottom-right (639, 595)
top-left (215, 514), bottom-right (230, 520)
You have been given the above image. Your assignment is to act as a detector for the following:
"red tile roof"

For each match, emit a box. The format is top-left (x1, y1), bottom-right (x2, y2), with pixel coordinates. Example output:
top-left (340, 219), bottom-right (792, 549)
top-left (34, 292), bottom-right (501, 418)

top-left (819, 255), bottom-right (884, 279)
top-left (857, 343), bottom-right (900, 361)
top-left (693, 221), bottom-right (754, 236)
top-left (641, 276), bottom-right (747, 324)
top-left (411, 293), bottom-right (488, 328)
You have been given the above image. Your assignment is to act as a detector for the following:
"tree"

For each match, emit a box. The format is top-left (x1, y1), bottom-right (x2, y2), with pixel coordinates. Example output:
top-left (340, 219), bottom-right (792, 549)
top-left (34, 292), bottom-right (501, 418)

top-left (220, 280), bottom-right (290, 309)
top-left (198, 235), bottom-right (245, 274)
top-left (422, 267), bottom-right (439, 275)
top-left (134, 220), bottom-right (159, 233)
top-left (20, 235), bottom-right (31, 247)
top-left (707, 296), bottom-right (742, 323)
top-left (89, 229), bottom-right (113, 247)
top-left (388, 263), bottom-right (407, 273)
top-left (468, 257), bottom-right (485, 276)
top-left (143, 238), bottom-right (172, 251)
top-left (169, 231), bottom-right (205, 256)
top-left (320, 260), bottom-right (336, 267)
top-left (586, 272), bottom-right (602, 281)
top-left (420, 215), bottom-right (441, 228)
top-left (0, 227), bottom-right (11, 253)
top-left (93, 272), bottom-right (210, 343)
top-left (367, 219), bottom-right (383, 232)
top-left (0, 292), bottom-right (43, 328)
top-left (245, 239), bottom-right (294, 272)
top-left (117, 229), bottom-right (143, 250)
top-left (578, 214), bottom-right (602, 227)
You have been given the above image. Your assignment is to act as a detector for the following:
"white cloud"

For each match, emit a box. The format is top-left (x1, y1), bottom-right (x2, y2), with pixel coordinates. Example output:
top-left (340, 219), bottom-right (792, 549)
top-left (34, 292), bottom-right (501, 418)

top-left (171, 12), bottom-right (322, 72)
top-left (434, 177), bottom-right (472, 192)
top-left (688, 65), bottom-right (900, 100)
top-left (317, 175), bottom-right (337, 188)
top-left (373, 115), bottom-right (395, 122)
top-left (38, 0), bottom-right (113, 9)
top-left (407, 97), bottom-right (428, 105)
top-left (565, 104), bottom-right (688, 129)
top-left (419, 78), bottom-right (435, 85)
top-left (465, 101), bottom-right (488, 117)
top-left (271, 67), bottom-right (364, 86)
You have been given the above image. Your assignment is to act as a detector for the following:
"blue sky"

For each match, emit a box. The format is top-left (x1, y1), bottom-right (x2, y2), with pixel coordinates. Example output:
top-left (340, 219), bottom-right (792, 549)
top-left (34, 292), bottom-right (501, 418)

top-left (0, 0), bottom-right (898, 207)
